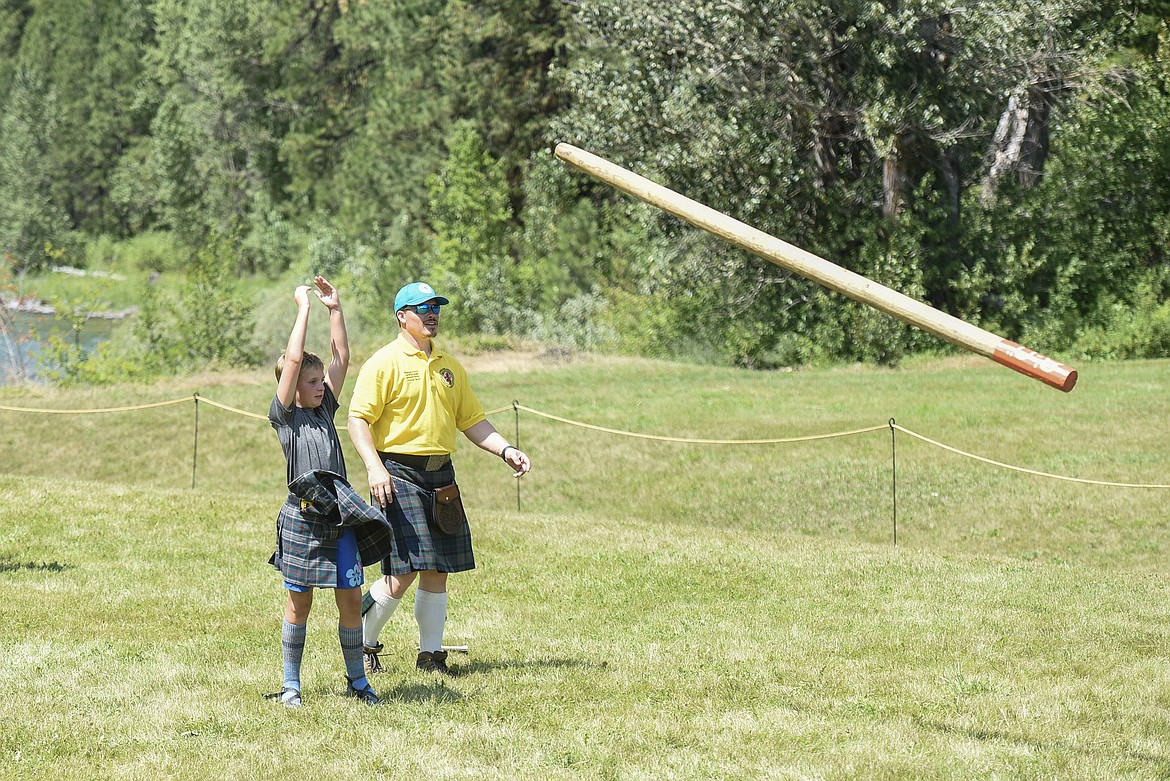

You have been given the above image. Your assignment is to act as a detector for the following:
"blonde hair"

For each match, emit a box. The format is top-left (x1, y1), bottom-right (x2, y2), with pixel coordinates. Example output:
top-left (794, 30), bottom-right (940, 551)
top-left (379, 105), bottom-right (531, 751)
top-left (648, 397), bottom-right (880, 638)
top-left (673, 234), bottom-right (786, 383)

top-left (275, 351), bottom-right (324, 381)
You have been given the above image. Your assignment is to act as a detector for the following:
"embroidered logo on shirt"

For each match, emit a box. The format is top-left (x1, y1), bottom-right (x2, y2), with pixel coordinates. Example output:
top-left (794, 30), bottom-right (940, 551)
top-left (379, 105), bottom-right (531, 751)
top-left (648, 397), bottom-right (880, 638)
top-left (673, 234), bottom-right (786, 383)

top-left (439, 368), bottom-right (455, 388)
top-left (403, 370), bottom-right (421, 382)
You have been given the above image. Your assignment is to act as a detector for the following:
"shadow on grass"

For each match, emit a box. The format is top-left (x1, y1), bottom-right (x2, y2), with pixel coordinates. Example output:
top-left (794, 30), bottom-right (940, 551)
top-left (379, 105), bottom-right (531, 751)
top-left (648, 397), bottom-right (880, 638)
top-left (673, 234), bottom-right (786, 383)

top-left (455, 657), bottom-right (607, 676)
top-left (377, 658), bottom-right (604, 703)
top-left (384, 681), bottom-right (463, 704)
top-left (0, 555), bottom-right (70, 573)
top-left (917, 718), bottom-right (1170, 771)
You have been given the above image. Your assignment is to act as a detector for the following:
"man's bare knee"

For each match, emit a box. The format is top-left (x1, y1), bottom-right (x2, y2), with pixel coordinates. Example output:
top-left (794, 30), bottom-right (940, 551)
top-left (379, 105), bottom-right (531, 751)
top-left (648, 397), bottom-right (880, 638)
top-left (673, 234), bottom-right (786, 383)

top-left (418, 570), bottom-right (448, 593)
top-left (387, 572), bottom-right (417, 599)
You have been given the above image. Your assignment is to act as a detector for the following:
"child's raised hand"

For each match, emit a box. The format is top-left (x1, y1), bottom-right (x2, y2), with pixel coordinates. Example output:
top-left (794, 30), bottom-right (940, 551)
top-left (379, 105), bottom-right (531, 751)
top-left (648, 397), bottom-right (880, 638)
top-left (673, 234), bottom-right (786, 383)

top-left (294, 285), bottom-right (312, 308)
top-left (313, 275), bottom-right (340, 309)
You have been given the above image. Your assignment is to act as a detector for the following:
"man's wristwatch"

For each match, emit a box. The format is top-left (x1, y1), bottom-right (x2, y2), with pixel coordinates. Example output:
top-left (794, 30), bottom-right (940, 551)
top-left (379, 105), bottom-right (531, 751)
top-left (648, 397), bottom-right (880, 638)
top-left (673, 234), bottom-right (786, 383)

top-left (500, 445), bottom-right (516, 462)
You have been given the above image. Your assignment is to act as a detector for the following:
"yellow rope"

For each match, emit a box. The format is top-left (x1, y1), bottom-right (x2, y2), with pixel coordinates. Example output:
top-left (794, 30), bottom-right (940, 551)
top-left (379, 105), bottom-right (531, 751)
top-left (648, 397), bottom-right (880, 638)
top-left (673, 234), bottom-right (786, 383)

top-left (512, 403), bottom-right (886, 444)
top-left (193, 395), bottom-right (268, 420)
top-left (893, 424), bottom-right (1170, 489)
top-left (1, 395), bottom-right (1166, 487)
top-left (0, 397), bottom-right (190, 414)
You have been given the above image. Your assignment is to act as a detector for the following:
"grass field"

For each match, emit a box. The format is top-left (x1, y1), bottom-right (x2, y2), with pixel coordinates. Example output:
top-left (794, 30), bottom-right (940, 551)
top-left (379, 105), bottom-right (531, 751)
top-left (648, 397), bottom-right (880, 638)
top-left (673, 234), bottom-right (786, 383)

top-left (1, 352), bottom-right (1169, 779)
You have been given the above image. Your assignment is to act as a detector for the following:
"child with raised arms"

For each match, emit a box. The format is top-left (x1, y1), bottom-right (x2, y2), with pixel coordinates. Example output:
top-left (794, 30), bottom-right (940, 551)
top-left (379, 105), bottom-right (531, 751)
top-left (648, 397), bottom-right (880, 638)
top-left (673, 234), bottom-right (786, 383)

top-left (265, 276), bottom-right (384, 707)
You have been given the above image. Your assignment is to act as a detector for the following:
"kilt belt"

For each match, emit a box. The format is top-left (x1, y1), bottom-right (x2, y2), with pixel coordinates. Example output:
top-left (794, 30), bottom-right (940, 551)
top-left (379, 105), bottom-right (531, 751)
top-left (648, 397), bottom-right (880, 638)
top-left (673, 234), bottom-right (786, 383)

top-left (380, 451), bottom-right (451, 471)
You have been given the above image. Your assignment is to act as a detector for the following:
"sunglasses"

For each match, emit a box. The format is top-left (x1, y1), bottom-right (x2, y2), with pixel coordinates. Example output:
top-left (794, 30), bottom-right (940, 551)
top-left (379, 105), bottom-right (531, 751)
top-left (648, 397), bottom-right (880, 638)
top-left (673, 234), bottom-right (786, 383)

top-left (402, 303), bottom-right (442, 315)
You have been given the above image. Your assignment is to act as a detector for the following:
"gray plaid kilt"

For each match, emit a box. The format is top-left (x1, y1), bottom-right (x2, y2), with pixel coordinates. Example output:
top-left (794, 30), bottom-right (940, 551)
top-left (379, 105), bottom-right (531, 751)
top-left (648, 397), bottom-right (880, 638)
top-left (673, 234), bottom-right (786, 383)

top-left (381, 459), bottom-right (475, 575)
top-left (271, 497), bottom-right (394, 588)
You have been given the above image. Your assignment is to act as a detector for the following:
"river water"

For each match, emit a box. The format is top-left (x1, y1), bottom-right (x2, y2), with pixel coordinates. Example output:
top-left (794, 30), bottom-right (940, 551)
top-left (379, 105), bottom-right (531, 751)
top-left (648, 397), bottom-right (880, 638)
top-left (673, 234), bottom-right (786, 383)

top-left (0, 311), bottom-right (118, 383)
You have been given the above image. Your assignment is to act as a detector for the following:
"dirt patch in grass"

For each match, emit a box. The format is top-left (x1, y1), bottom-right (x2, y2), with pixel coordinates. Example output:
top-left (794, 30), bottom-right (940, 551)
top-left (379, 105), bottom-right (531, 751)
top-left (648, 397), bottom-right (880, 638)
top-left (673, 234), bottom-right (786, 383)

top-left (463, 346), bottom-right (578, 373)
top-left (461, 347), bottom-right (665, 374)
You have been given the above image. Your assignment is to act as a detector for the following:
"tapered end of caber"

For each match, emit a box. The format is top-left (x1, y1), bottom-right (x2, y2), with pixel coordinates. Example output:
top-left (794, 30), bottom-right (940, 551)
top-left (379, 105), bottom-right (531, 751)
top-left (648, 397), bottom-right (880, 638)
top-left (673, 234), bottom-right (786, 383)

top-left (992, 340), bottom-right (1077, 392)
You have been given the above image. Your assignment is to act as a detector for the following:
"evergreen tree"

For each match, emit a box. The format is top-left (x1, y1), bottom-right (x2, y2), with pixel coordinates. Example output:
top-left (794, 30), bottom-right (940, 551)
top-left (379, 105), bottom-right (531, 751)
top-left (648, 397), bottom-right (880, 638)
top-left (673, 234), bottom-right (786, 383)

top-left (451, 0), bottom-right (570, 212)
top-left (323, 1), bottom-right (568, 239)
top-left (427, 120), bottom-right (516, 333)
top-left (139, 0), bottom-right (289, 270)
top-left (270, 0), bottom-right (358, 214)
top-left (0, 0), bottom-right (31, 108)
top-left (0, 68), bottom-right (70, 271)
top-left (15, 0), bottom-right (154, 234)
top-left (325, 0), bottom-right (460, 237)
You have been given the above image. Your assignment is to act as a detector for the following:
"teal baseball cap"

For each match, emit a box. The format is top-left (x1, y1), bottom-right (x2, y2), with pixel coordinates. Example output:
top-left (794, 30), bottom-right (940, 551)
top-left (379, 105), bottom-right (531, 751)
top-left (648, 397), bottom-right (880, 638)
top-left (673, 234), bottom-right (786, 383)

top-left (394, 282), bottom-right (449, 312)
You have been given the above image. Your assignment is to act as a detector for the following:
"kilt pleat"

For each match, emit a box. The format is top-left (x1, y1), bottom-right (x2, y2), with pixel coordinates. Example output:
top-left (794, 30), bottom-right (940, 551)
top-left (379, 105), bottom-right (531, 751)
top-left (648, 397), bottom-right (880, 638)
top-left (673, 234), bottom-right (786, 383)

top-left (272, 497), bottom-right (395, 588)
top-left (380, 459), bottom-right (475, 575)
top-left (273, 499), bottom-right (343, 587)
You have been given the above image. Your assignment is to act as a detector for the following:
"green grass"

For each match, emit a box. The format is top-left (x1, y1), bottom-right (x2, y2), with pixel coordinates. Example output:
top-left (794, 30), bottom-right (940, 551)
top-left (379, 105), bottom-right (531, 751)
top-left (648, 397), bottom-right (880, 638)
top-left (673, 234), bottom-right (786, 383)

top-left (2, 354), bottom-right (1169, 778)
top-left (13, 263), bottom-right (169, 313)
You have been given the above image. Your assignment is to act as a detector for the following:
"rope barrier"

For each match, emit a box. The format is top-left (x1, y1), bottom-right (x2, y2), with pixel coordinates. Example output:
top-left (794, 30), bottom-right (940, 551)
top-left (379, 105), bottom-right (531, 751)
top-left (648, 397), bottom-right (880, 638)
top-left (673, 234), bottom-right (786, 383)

top-left (192, 394), bottom-right (268, 420)
top-left (1, 395), bottom-right (1166, 489)
top-left (0, 397), bottom-right (190, 414)
top-left (892, 424), bottom-right (1170, 489)
top-left (510, 403), bottom-right (887, 444)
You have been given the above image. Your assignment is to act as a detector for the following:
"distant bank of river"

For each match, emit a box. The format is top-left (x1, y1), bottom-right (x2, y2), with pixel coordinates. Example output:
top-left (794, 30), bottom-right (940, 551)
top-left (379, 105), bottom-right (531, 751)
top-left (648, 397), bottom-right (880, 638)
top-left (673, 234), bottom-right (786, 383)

top-left (0, 310), bottom-right (120, 383)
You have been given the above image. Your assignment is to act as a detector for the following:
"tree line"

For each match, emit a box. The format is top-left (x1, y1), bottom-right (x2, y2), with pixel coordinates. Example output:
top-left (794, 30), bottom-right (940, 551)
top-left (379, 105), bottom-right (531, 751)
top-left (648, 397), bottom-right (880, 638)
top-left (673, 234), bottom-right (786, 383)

top-left (2, 0), bottom-right (1170, 374)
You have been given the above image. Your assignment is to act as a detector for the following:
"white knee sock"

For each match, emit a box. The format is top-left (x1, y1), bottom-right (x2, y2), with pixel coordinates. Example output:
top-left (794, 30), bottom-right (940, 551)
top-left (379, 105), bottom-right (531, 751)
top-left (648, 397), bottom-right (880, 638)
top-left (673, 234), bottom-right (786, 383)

top-left (362, 580), bottom-right (401, 647)
top-left (414, 589), bottom-right (447, 653)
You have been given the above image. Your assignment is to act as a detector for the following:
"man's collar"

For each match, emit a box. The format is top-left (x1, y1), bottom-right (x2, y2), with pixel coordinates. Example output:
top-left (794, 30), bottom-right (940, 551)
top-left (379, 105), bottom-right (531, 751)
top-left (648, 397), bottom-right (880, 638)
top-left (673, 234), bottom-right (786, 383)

top-left (394, 333), bottom-right (442, 358)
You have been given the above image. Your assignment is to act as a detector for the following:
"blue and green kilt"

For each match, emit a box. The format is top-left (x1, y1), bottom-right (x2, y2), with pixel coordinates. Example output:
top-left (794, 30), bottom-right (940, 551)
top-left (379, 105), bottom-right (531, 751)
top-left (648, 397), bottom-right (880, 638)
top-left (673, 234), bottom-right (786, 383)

top-left (272, 496), bottom-right (393, 589)
top-left (381, 459), bottom-right (475, 575)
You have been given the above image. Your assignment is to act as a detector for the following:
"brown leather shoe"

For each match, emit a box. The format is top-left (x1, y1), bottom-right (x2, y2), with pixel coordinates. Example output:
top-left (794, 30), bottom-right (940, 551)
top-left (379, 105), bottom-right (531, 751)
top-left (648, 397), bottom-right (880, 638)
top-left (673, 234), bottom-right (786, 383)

top-left (416, 650), bottom-right (455, 677)
top-left (363, 643), bottom-right (385, 674)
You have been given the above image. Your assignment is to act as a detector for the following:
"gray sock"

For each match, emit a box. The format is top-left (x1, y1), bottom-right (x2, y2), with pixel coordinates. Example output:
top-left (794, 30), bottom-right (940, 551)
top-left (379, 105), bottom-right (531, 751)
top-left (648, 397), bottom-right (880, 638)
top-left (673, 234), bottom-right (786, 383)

top-left (339, 624), bottom-right (366, 686)
top-left (282, 620), bottom-right (306, 691)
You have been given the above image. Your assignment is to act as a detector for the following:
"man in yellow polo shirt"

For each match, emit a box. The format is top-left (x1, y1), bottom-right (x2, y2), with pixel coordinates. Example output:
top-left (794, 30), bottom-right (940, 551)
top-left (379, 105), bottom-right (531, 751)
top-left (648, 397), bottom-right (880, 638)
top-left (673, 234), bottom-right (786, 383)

top-left (348, 281), bottom-right (531, 676)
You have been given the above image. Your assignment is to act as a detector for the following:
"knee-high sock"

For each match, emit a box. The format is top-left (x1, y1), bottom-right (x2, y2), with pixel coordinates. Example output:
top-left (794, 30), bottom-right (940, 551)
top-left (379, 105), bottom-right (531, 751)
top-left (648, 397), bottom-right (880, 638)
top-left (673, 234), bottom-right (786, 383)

top-left (362, 579), bottom-right (401, 647)
top-left (339, 624), bottom-right (367, 688)
top-left (282, 620), bottom-right (306, 691)
top-left (414, 589), bottom-right (447, 653)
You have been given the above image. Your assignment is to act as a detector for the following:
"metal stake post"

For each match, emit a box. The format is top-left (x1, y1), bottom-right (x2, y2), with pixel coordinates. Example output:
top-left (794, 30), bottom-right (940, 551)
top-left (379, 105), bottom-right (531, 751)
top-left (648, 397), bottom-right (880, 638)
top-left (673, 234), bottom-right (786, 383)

top-left (889, 418), bottom-right (897, 546)
top-left (513, 400), bottom-right (521, 512)
top-left (192, 393), bottom-right (201, 489)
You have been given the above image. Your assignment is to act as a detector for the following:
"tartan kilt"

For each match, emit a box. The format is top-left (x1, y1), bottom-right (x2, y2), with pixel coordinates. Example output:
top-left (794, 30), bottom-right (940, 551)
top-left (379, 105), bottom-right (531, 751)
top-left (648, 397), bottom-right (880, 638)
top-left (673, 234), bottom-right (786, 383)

top-left (271, 497), bottom-right (394, 588)
top-left (381, 459), bottom-right (475, 575)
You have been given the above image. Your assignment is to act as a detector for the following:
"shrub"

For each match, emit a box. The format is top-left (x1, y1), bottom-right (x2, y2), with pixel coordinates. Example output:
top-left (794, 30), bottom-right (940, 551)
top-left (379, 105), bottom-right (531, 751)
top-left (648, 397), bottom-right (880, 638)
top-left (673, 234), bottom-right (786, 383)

top-left (122, 232), bottom-right (181, 273)
top-left (1072, 269), bottom-right (1170, 360)
top-left (529, 292), bottom-right (616, 351)
top-left (40, 335), bottom-right (152, 386)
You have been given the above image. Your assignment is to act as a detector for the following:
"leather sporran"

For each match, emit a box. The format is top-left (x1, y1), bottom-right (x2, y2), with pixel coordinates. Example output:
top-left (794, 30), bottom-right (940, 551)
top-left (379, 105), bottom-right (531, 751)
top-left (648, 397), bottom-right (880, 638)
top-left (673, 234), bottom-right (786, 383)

top-left (431, 483), bottom-right (465, 535)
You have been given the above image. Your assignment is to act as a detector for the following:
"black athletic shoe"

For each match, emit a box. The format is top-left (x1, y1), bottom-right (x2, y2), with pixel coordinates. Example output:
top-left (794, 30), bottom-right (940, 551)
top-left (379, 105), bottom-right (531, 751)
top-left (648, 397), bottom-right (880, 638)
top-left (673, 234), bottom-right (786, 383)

top-left (345, 678), bottom-right (380, 706)
top-left (416, 650), bottom-right (455, 677)
top-left (264, 687), bottom-right (302, 708)
top-left (363, 643), bottom-right (385, 674)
